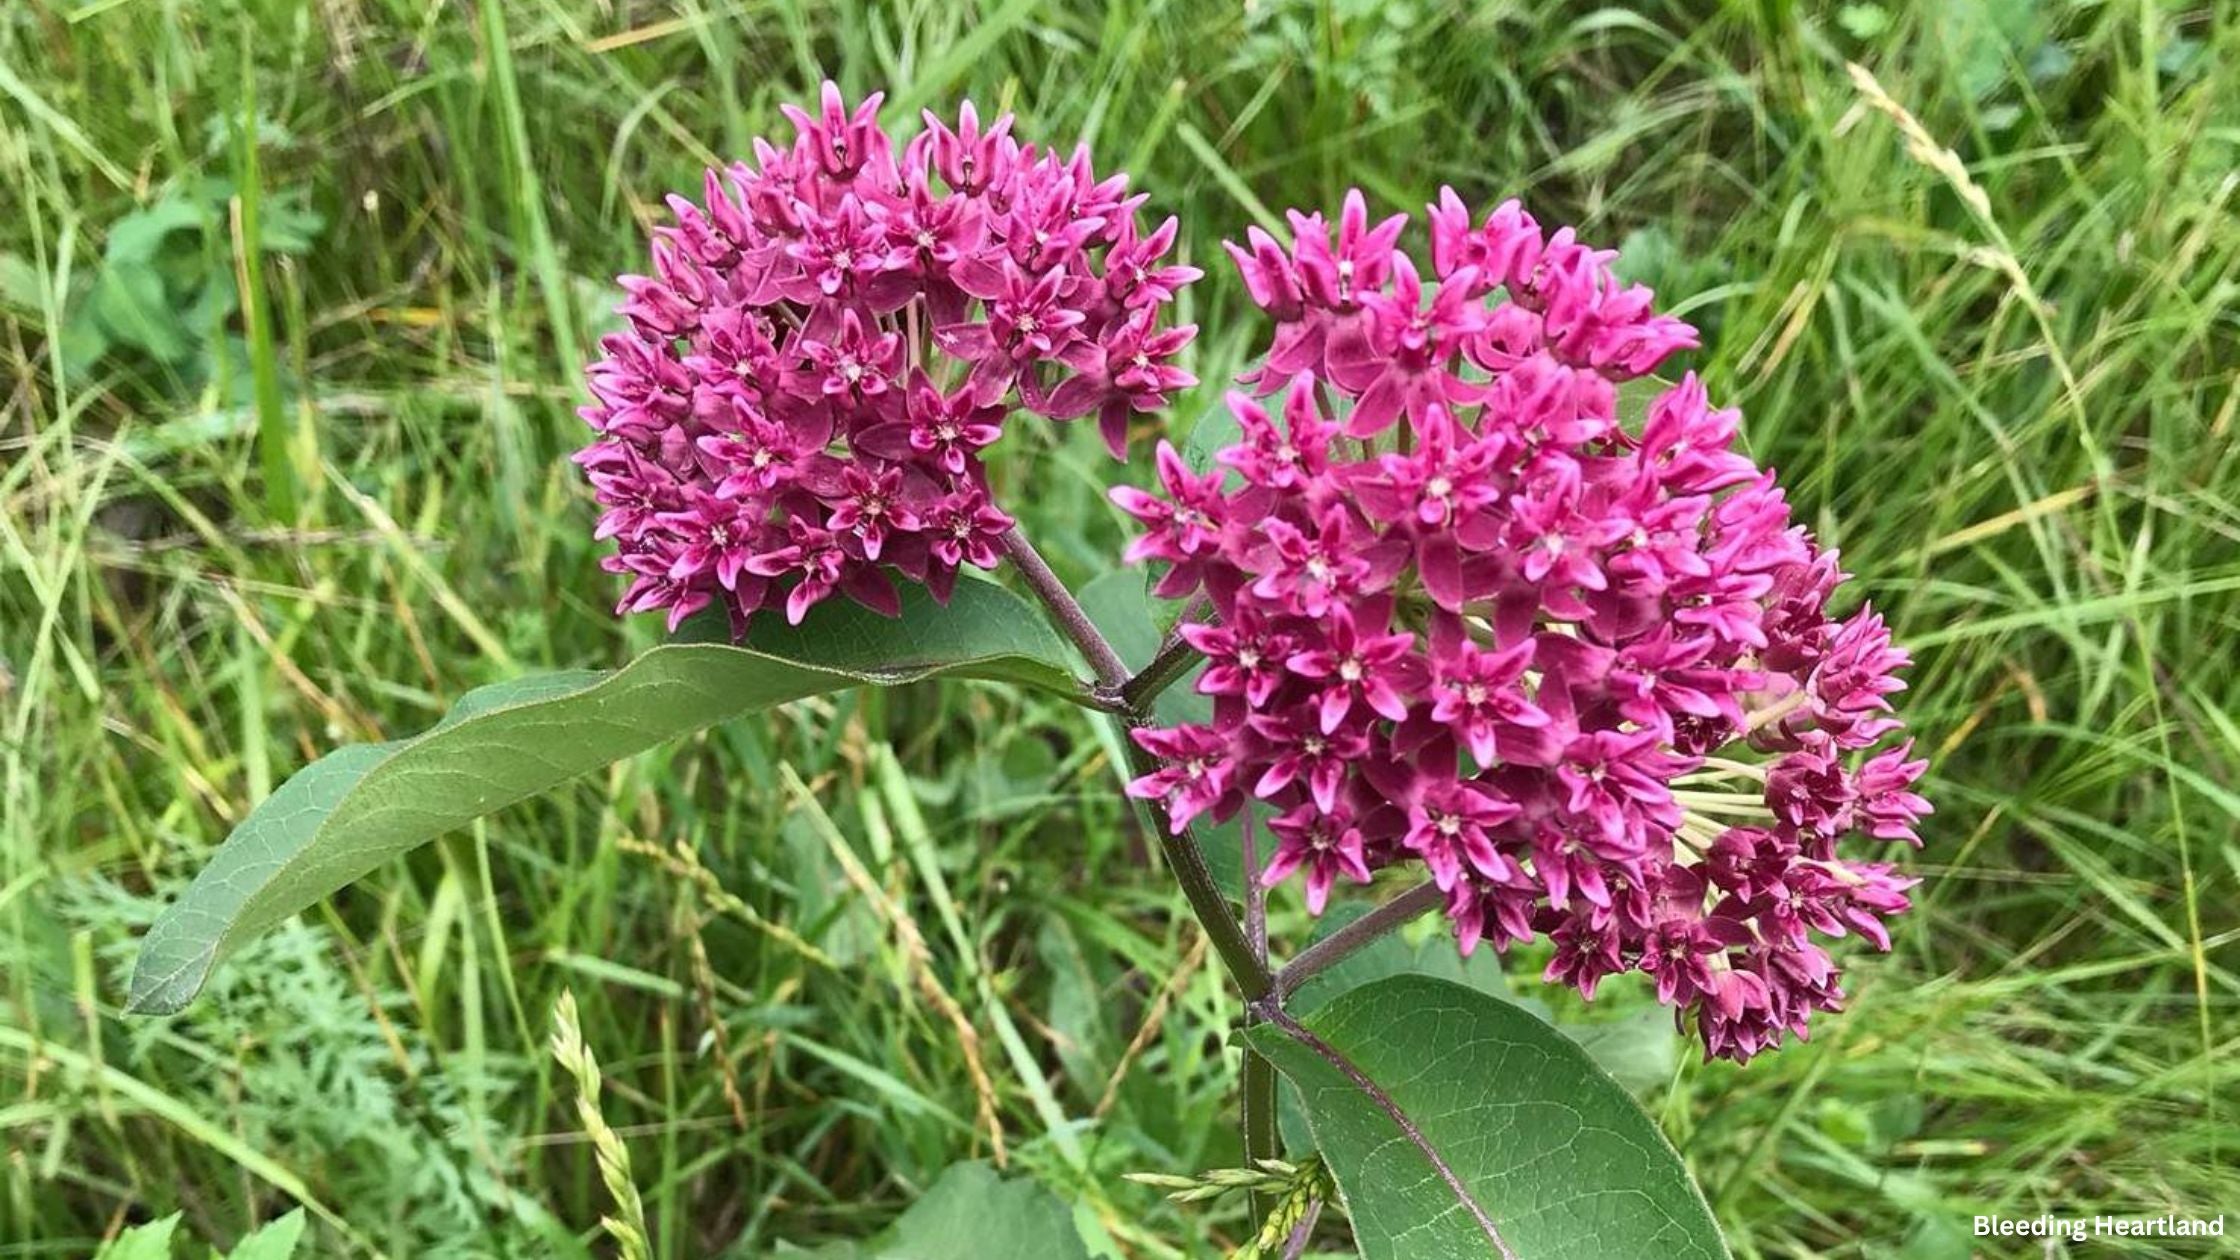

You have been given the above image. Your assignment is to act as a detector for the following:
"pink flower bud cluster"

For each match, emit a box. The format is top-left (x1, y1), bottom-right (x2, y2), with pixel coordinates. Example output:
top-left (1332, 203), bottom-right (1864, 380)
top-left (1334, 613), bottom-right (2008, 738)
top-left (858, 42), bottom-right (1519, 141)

top-left (1117, 190), bottom-right (1931, 1062)
top-left (576, 83), bottom-right (1200, 632)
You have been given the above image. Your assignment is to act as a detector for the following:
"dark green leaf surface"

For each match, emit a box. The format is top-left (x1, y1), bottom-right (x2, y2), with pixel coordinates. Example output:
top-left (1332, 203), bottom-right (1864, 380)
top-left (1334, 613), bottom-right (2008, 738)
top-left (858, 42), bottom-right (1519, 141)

top-left (128, 582), bottom-right (1081, 1014)
top-left (1286, 903), bottom-right (1680, 1097)
top-left (1616, 375), bottom-right (1668, 430)
top-left (101, 198), bottom-right (208, 266)
top-left (1079, 568), bottom-right (1166, 671)
top-left (1180, 392), bottom-right (1242, 477)
top-left (1247, 974), bottom-right (1727, 1260)
top-left (1078, 568), bottom-right (1210, 727)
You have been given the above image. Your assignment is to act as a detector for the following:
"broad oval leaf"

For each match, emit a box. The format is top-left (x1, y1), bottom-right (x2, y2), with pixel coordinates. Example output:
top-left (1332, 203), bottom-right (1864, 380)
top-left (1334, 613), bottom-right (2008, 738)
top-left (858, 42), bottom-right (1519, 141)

top-left (128, 581), bottom-right (1084, 1014)
top-left (1245, 973), bottom-right (1728, 1260)
top-left (1286, 902), bottom-right (1680, 1098)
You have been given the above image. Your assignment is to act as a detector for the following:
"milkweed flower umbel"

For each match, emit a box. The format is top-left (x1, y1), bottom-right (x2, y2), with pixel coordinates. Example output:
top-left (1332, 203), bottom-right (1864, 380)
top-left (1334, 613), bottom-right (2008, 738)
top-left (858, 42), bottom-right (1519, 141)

top-left (1119, 190), bottom-right (1930, 1062)
top-left (577, 83), bottom-right (1199, 632)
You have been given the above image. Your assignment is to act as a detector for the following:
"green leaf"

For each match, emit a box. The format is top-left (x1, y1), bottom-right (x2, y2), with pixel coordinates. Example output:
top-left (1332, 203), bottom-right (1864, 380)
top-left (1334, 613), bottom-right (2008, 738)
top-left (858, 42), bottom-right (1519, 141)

top-left (0, 250), bottom-right (43, 315)
top-left (1617, 374), bottom-right (1667, 430)
top-left (185, 271), bottom-right (243, 335)
top-left (1246, 974), bottom-right (1728, 1260)
top-left (1561, 1004), bottom-right (1681, 1097)
top-left (1892, 1213), bottom-right (1974, 1260)
top-left (94, 1213), bottom-right (181, 1260)
top-left (1286, 903), bottom-right (1680, 1099)
top-left (223, 1209), bottom-right (306, 1260)
top-left (1078, 568), bottom-right (1209, 724)
top-left (1079, 568), bottom-right (1165, 672)
top-left (103, 198), bottom-right (209, 266)
top-left (91, 261), bottom-right (194, 363)
top-left (875, 1161), bottom-right (1090, 1260)
top-left (128, 582), bottom-right (1083, 1015)
top-left (1837, 3), bottom-right (1891, 39)
top-left (1930, 0), bottom-right (2044, 103)
top-left (783, 1162), bottom-right (1089, 1260)
top-left (1075, 569), bottom-right (1163, 668)
top-left (255, 189), bottom-right (326, 255)
top-left (60, 304), bottom-right (112, 375)
top-left (1180, 393), bottom-right (1242, 478)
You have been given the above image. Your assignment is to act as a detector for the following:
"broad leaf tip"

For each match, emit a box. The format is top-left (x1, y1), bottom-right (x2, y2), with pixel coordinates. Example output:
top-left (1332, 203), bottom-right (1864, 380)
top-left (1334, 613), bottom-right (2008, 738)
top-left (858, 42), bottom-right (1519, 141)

top-left (124, 933), bottom-right (206, 1015)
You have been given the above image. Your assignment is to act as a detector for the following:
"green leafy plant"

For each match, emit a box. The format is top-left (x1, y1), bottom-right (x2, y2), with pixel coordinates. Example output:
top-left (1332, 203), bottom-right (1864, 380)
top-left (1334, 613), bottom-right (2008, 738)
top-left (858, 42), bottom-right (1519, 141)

top-left (0, 178), bottom-right (322, 394)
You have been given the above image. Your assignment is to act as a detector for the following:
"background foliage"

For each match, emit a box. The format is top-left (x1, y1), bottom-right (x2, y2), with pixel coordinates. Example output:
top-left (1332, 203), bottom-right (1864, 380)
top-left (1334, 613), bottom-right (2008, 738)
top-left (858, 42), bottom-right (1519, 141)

top-left (2, 0), bottom-right (2235, 1255)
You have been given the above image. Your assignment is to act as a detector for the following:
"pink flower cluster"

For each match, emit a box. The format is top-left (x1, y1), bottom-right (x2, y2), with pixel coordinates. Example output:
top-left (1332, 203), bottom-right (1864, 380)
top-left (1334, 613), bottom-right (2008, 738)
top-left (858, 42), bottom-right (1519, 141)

top-left (576, 83), bottom-right (1199, 632)
top-left (1118, 191), bottom-right (1930, 1062)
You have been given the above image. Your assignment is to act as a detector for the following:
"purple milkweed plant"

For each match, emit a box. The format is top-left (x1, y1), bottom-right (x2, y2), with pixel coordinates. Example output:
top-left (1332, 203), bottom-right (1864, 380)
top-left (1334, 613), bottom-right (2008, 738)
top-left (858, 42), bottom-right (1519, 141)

top-left (134, 79), bottom-right (1934, 1258)
top-left (576, 87), bottom-right (1931, 1069)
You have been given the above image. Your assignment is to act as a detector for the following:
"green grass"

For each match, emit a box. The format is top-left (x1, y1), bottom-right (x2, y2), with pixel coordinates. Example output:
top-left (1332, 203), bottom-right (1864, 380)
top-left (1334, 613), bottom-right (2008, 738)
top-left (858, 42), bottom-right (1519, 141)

top-left (2, 0), bottom-right (2236, 1256)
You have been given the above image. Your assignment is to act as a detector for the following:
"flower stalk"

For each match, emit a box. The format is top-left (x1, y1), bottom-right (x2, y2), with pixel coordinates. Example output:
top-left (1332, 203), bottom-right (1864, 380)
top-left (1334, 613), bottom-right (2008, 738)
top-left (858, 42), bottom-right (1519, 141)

top-left (1120, 619), bottom-right (1209, 709)
top-left (999, 513), bottom-right (1293, 1215)
top-left (1113, 692), bottom-right (1275, 1004)
top-left (1274, 880), bottom-right (1444, 1000)
top-left (998, 526), bottom-right (1134, 692)
top-left (997, 515), bottom-right (1278, 1003)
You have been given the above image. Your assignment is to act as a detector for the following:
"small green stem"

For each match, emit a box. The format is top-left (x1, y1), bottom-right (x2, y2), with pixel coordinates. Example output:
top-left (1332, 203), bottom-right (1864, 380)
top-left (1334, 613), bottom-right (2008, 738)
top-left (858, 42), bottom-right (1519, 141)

top-left (1117, 731), bottom-right (1275, 1003)
top-left (1121, 619), bottom-right (1206, 709)
top-left (1000, 523), bottom-right (1286, 1205)
top-left (1001, 525), bottom-right (1272, 998)
top-left (1275, 880), bottom-right (1443, 1000)
top-left (1241, 1038), bottom-right (1280, 1161)
top-left (1239, 809), bottom-right (1279, 1225)
top-left (1000, 527), bottom-right (1132, 690)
